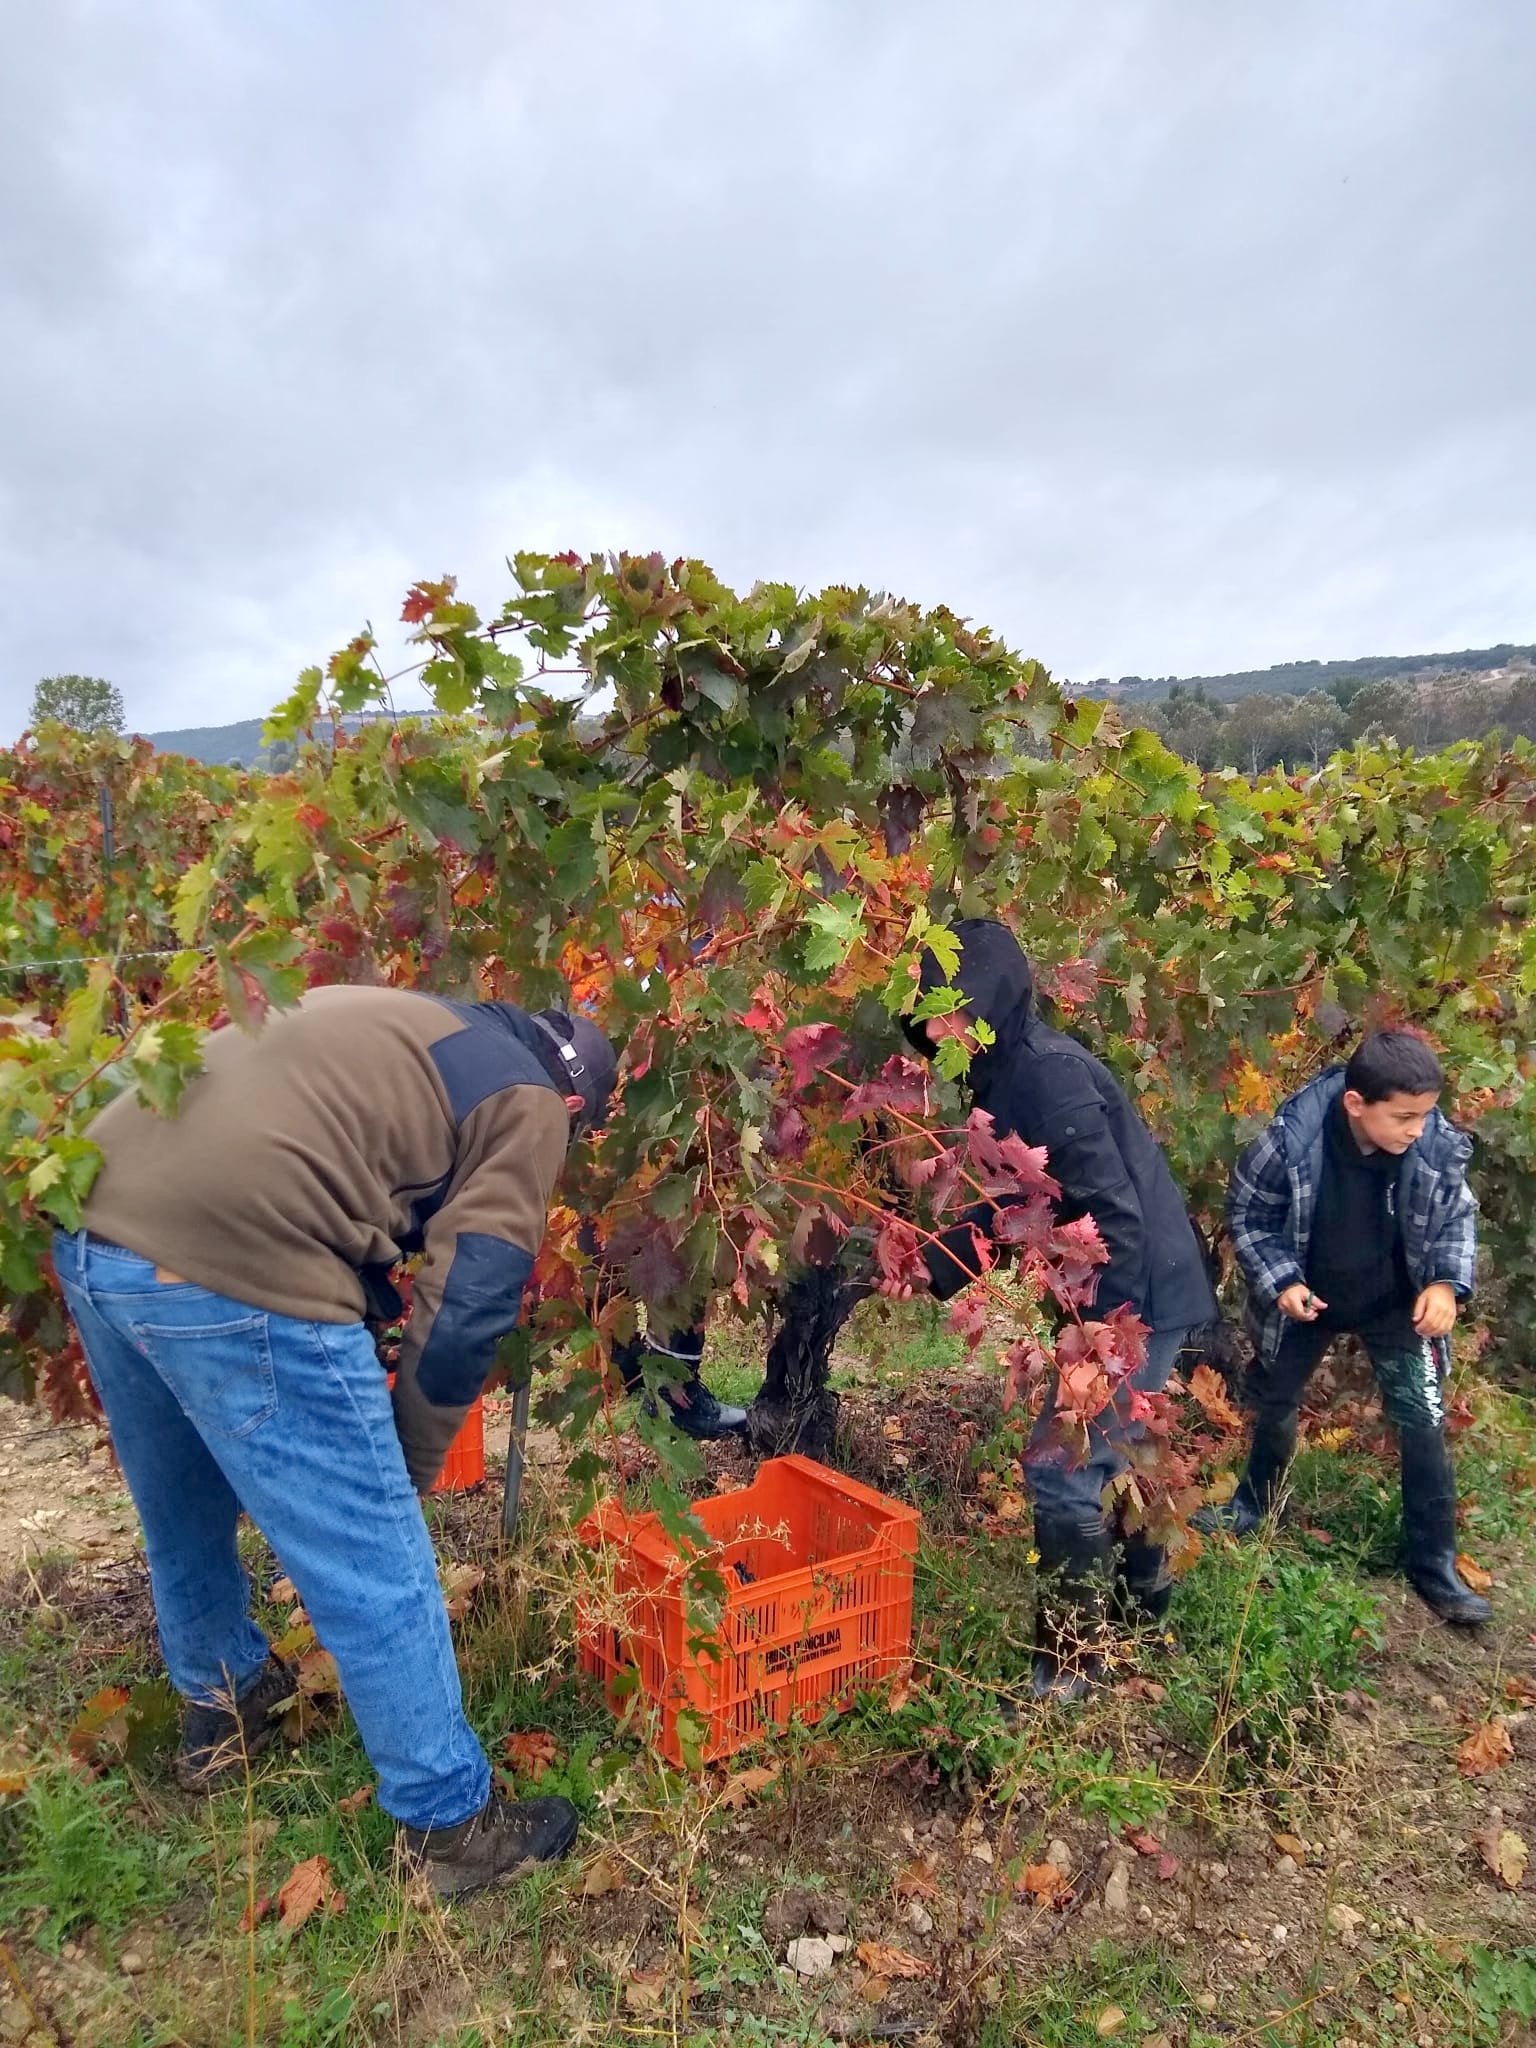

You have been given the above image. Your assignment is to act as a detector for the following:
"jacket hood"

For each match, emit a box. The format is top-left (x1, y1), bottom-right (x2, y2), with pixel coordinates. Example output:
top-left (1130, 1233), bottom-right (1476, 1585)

top-left (1277, 1064), bottom-right (1472, 1173)
top-left (902, 918), bottom-right (1035, 1063)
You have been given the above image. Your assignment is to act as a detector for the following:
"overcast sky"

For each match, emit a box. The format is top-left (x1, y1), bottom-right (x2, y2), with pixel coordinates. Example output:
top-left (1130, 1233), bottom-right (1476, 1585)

top-left (3, 0), bottom-right (1532, 738)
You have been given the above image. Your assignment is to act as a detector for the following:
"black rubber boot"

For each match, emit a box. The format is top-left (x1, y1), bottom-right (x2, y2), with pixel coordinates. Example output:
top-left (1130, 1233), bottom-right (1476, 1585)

top-left (1030, 1510), bottom-right (1115, 1703)
top-left (650, 1376), bottom-right (749, 1440)
top-left (401, 1792), bottom-right (580, 1898)
top-left (1114, 1531), bottom-right (1174, 1641)
top-left (174, 1654), bottom-right (296, 1793)
top-left (1399, 1425), bottom-right (1492, 1626)
top-left (1192, 1412), bottom-right (1299, 1536)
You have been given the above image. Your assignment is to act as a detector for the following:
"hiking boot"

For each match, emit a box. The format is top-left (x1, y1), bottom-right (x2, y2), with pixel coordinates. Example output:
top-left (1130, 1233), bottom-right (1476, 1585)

top-left (649, 1378), bottom-right (749, 1441)
top-left (1031, 1509), bottom-right (1114, 1704)
top-left (401, 1792), bottom-right (580, 1898)
top-left (1192, 1411), bottom-right (1298, 1537)
top-left (174, 1654), bottom-right (296, 1793)
top-left (1400, 1425), bottom-right (1492, 1627)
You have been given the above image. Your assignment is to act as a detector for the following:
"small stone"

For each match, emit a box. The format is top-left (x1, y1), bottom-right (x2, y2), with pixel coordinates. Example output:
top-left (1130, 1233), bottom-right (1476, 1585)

top-left (1428, 1693), bottom-right (1449, 1713)
top-left (1272, 1925), bottom-right (1288, 1943)
top-left (1276, 1854), bottom-right (1299, 1877)
top-left (1209, 1861), bottom-right (1229, 1881)
top-left (1137, 1904), bottom-right (1154, 1923)
top-left (826, 1934), bottom-right (850, 1956)
top-left (787, 1936), bottom-right (836, 1977)
top-left (905, 1901), bottom-right (934, 1937)
top-left (1046, 1838), bottom-right (1073, 1873)
top-left (1328, 1903), bottom-right (1365, 1947)
top-left (119, 1951), bottom-right (146, 1975)
top-left (969, 1839), bottom-right (994, 1866)
top-left (1102, 1862), bottom-right (1131, 1919)
top-left (1195, 1992), bottom-right (1218, 2014)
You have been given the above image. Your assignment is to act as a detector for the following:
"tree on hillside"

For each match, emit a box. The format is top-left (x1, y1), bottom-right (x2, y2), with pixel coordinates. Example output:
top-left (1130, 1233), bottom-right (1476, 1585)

top-left (29, 674), bottom-right (125, 734)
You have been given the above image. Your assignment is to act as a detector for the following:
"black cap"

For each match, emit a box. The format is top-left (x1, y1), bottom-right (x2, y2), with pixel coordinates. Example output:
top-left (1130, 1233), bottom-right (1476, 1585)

top-left (534, 1010), bottom-right (618, 1132)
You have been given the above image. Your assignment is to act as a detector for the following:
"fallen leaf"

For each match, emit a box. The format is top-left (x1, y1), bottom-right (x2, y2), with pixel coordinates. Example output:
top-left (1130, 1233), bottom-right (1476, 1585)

top-left (860, 1970), bottom-right (891, 2004)
top-left (66, 1685), bottom-right (131, 1767)
top-left (297, 1649), bottom-right (340, 1698)
top-left (622, 1969), bottom-right (667, 2013)
top-left (1116, 1676), bottom-right (1166, 1703)
top-left (1096, 2007), bottom-right (1128, 2039)
top-left (717, 1763), bottom-right (781, 1810)
top-left (0, 1767), bottom-right (30, 1798)
top-left (1504, 1675), bottom-right (1536, 1709)
top-left (276, 1854), bottom-right (345, 1931)
top-left (579, 1852), bottom-right (628, 1898)
top-left (269, 1620), bottom-right (317, 1663)
top-left (1458, 1719), bottom-right (1515, 1777)
top-left (1312, 1425), bottom-right (1353, 1451)
top-left (441, 1561), bottom-right (486, 1620)
top-left (503, 1730), bottom-right (560, 1779)
top-left (1271, 1832), bottom-right (1308, 1862)
top-left (855, 1940), bottom-right (931, 1980)
top-left (1455, 1554), bottom-right (1494, 1595)
top-left (1302, 1526), bottom-right (1333, 1545)
top-left (336, 1785), bottom-right (373, 1815)
top-left (1017, 1863), bottom-right (1072, 1906)
top-left (1478, 1826), bottom-right (1528, 1890)
top-left (994, 1491), bottom-right (1027, 1522)
top-left (238, 1893), bottom-right (272, 1932)
top-left (1188, 1363), bottom-right (1243, 1431)
top-left (1122, 1828), bottom-right (1162, 1859)
top-left (894, 1858), bottom-right (940, 1901)
top-left (269, 1576), bottom-right (297, 1606)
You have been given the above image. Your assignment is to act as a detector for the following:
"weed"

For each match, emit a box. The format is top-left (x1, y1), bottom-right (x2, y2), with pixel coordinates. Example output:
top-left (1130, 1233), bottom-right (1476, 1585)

top-left (1165, 1542), bottom-right (1384, 1778)
top-left (1288, 1441), bottom-right (1402, 1567)
top-left (1037, 1743), bottom-right (1168, 1832)
top-left (1, 1766), bottom-right (183, 1945)
top-left (1466, 1944), bottom-right (1536, 2035)
top-left (978, 1939), bottom-right (1195, 2045)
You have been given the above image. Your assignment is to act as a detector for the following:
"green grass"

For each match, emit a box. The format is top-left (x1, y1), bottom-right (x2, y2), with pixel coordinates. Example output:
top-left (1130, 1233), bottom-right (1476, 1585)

top-left (3, 1326), bottom-right (1535, 2045)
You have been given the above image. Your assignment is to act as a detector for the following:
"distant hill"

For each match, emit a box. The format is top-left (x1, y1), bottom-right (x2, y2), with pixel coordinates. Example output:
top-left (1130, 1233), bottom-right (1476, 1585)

top-left (140, 717), bottom-right (272, 764)
top-left (1089, 642), bottom-right (1536, 705)
top-left (142, 710), bottom-right (409, 765)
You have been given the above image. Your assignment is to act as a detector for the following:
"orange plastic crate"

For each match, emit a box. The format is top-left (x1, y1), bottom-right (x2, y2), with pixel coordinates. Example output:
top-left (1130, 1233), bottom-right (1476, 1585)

top-left (576, 1454), bottom-right (920, 1766)
top-left (433, 1395), bottom-right (486, 1494)
top-left (386, 1374), bottom-right (485, 1494)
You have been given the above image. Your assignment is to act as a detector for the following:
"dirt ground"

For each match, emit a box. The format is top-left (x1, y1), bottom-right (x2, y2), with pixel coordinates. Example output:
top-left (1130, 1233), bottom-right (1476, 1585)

top-left (2, 1366), bottom-right (1533, 2048)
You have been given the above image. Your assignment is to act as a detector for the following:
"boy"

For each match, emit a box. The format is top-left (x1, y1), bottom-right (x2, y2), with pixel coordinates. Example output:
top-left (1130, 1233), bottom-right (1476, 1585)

top-left (1200, 1030), bottom-right (1488, 1626)
top-left (899, 919), bottom-right (1217, 1699)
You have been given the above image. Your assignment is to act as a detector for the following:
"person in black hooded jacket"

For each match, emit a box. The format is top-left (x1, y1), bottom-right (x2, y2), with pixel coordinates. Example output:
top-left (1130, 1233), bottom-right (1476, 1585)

top-left (898, 920), bottom-right (1217, 1701)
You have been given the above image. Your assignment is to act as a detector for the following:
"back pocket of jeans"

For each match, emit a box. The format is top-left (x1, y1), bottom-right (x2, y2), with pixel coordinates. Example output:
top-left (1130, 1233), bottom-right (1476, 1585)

top-left (128, 1313), bottom-right (277, 1440)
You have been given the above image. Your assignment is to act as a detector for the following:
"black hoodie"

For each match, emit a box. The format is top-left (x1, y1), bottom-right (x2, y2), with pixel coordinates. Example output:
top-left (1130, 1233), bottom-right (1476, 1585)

top-left (903, 920), bottom-right (1216, 1332)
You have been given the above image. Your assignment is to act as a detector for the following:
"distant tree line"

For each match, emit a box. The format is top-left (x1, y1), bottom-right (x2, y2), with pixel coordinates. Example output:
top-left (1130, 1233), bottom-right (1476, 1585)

top-left (1112, 668), bottom-right (1536, 773)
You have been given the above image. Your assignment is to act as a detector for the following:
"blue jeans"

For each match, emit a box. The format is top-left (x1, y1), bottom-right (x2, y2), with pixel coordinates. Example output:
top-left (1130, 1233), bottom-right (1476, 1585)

top-left (1025, 1323), bottom-right (1189, 1521)
top-left (53, 1232), bottom-right (490, 1831)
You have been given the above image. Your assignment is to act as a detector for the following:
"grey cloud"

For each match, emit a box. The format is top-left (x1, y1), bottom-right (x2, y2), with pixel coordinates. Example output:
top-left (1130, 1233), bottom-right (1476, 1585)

top-left (2, 0), bottom-right (1532, 734)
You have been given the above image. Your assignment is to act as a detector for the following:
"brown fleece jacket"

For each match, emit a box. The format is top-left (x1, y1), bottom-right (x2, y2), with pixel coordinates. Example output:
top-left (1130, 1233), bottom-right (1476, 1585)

top-left (81, 985), bottom-right (569, 1488)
